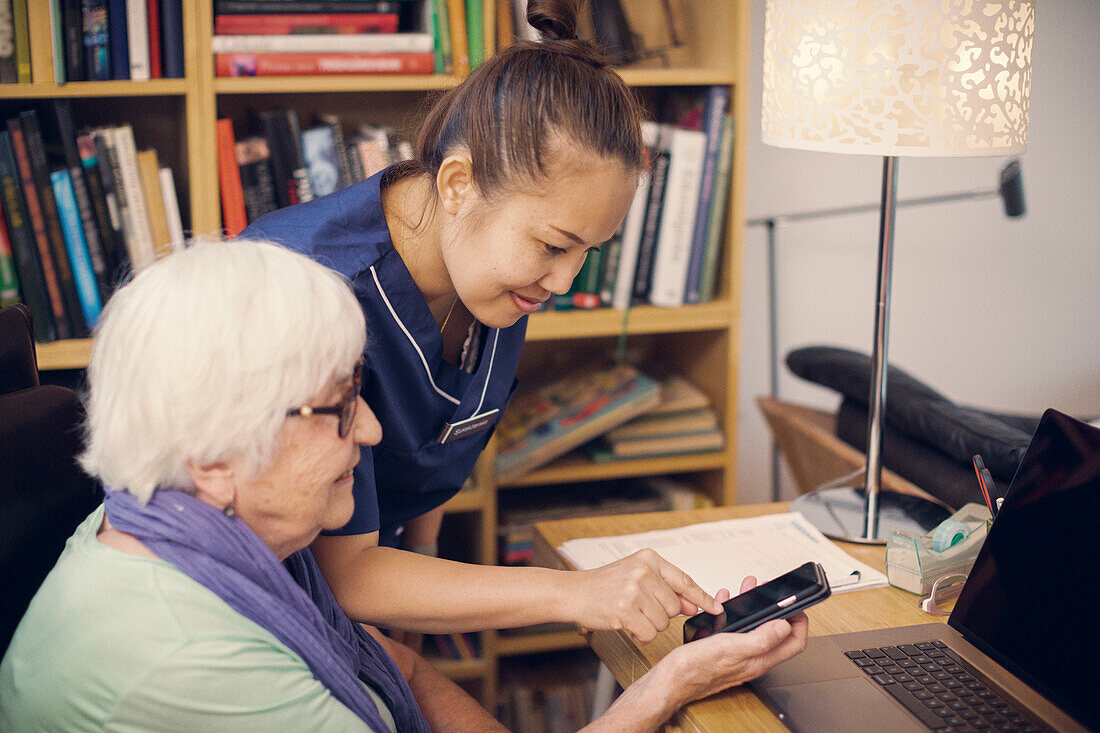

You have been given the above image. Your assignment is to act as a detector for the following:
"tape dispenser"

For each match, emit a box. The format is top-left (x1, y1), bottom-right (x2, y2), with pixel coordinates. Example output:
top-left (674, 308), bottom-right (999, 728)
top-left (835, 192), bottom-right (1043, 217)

top-left (886, 502), bottom-right (992, 595)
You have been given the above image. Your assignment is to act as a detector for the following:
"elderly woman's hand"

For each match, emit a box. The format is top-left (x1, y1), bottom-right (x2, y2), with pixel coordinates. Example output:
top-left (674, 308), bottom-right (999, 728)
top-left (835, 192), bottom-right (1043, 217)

top-left (562, 548), bottom-right (723, 644)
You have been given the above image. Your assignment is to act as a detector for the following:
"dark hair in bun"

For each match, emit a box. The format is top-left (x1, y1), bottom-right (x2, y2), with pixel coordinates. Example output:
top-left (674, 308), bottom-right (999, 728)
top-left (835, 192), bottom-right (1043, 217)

top-left (401, 0), bottom-right (644, 196)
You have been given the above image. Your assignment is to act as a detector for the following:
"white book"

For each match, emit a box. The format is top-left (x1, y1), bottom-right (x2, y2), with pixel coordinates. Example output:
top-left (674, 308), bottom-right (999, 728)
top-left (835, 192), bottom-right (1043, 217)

top-left (110, 125), bottom-right (156, 270)
top-left (611, 122), bottom-right (660, 310)
top-left (210, 33), bottom-right (435, 54)
top-left (648, 127), bottom-right (707, 307)
top-left (158, 166), bottom-right (185, 252)
top-left (125, 0), bottom-right (150, 81)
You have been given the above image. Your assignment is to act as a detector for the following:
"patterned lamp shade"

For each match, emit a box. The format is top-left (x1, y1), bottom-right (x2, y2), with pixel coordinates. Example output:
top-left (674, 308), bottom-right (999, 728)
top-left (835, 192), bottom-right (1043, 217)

top-left (762, 0), bottom-right (1034, 157)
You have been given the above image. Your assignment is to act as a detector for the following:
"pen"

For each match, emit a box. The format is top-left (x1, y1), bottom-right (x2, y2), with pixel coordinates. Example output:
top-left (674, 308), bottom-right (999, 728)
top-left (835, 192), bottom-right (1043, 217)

top-left (971, 454), bottom-right (999, 518)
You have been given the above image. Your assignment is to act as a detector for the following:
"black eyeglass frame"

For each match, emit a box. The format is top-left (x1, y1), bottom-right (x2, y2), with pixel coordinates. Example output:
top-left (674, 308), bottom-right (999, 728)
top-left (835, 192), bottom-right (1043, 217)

top-left (285, 360), bottom-right (364, 438)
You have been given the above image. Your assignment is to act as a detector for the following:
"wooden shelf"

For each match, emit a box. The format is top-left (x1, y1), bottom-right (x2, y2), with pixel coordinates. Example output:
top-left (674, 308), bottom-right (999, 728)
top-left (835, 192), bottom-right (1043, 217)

top-left (442, 489), bottom-right (489, 514)
top-left (618, 67), bottom-right (739, 88)
top-left (499, 449), bottom-right (731, 489)
top-left (0, 80), bottom-right (191, 99)
top-left (525, 301), bottom-right (736, 341)
top-left (424, 656), bottom-right (491, 681)
top-left (495, 629), bottom-right (588, 657)
top-left (35, 339), bottom-right (93, 371)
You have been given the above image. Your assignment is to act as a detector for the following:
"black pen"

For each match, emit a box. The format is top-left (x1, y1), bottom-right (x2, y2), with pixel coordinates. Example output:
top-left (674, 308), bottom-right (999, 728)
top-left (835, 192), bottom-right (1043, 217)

top-left (972, 455), bottom-right (999, 518)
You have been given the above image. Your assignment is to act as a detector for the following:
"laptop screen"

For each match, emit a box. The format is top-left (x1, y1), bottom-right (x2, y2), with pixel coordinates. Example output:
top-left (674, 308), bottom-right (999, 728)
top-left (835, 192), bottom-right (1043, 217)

top-left (949, 409), bottom-right (1100, 730)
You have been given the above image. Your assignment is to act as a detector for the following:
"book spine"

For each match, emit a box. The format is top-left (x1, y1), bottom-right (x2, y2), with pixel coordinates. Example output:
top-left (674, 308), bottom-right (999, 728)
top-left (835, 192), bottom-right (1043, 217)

top-left (216, 118), bottom-right (247, 237)
top-left (0, 204), bottom-right (20, 305)
top-left (54, 101), bottom-right (111, 301)
top-left (62, 0), bottom-right (86, 81)
top-left (145, 0), bottom-right (161, 78)
top-left (300, 125), bottom-right (340, 198)
top-left (698, 114), bottom-right (734, 303)
top-left (571, 246), bottom-right (602, 309)
top-left (632, 125), bottom-right (671, 303)
top-left (50, 169), bottom-right (102, 328)
top-left (465, 0), bottom-right (483, 68)
top-left (596, 234), bottom-right (621, 306)
top-left (234, 136), bottom-right (279, 223)
top-left (158, 0), bottom-right (183, 78)
top-left (428, 0), bottom-right (449, 74)
top-left (48, 0), bottom-right (66, 84)
top-left (107, 0), bottom-right (129, 80)
top-left (136, 149), bottom-right (170, 257)
top-left (649, 127), bottom-right (707, 307)
top-left (7, 122), bottom-right (70, 338)
top-left (20, 110), bottom-right (86, 336)
top-left (316, 114), bottom-right (352, 190)
top-left (81, 0), bottom-right (112, 81)
top-left (157, 166), bottom-right (183, 251)
top-left (284, 109), bottom-right (313, 205)
top-left (125, 0), bottom-right (149, 81)
top-left (79, 132), bottom-right (129, 278)
top-left (110, 124), bottom-right (156, 269)
top-left (683, 86), bottom-right (730, 304)
top-left (11, 0), bottom-right (28, 82)
top-left (612, 121), bottom-right (658, 310)
top-left (215, 51), bottom-right (435, 76)
top-left (210, 32), bottom-right (433, 54)
top-left (445, 0), bottom-right (467, 75)
top-left (214, 0), bottom-right (399, 13)
top-left (213, 13), bottom-right (400, 35)
top-left (0, 130), bottom-right (56, 339)
top-left (0, 0), bottom-right (17, 84)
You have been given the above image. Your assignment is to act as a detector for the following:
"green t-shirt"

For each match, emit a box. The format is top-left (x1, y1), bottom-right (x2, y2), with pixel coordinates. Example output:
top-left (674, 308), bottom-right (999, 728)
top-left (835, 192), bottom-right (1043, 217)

top-left (0, 506), bottom-right (396, 733)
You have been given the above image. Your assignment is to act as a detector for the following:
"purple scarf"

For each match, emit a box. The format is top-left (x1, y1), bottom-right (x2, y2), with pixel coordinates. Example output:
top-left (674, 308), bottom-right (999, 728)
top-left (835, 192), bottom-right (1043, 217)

top-left (103, 488), bottom-right (429, 732)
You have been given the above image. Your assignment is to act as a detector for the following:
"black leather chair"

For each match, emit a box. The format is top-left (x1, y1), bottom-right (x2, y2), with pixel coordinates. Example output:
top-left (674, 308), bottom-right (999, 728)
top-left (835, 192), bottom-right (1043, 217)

top-left (0, 304), bottom-right (102, 656)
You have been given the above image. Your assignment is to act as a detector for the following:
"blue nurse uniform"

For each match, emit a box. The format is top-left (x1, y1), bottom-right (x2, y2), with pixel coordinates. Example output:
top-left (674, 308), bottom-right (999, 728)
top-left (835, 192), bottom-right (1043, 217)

top-left (241, 167), bottom-right (526, 544)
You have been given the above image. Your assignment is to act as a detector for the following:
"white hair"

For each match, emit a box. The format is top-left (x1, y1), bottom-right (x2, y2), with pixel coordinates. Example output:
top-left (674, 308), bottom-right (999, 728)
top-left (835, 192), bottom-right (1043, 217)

top-left (79, 238), bottom-right (366, 502)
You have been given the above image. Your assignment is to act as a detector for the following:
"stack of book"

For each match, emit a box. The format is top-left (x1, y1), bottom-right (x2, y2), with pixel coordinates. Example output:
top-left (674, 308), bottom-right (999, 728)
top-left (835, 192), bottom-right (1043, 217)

top-left (497, 650), bottom-right (600, 733)
top-left (586, 375), bottom-right (725, 461)
top-left (33, 0), bottom-right (186, 84)
top-left (216, 111), bottom-right (414, 237)
top-left (545, 86), bottom-right (735, 311)
top-left (1, 102), bottom-right (182, 342)
top-left (212, 0), bottom-right (488, 77)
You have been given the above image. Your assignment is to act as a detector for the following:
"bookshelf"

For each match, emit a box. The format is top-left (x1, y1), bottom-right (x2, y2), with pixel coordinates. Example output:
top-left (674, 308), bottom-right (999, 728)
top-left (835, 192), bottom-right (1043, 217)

top-left (15, 0), bottom-right (750, 717)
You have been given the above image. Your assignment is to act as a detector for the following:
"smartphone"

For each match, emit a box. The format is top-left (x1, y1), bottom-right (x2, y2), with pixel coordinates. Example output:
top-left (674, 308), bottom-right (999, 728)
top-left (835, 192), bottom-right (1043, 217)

top-left (682, 561), bottom-right (831, 643)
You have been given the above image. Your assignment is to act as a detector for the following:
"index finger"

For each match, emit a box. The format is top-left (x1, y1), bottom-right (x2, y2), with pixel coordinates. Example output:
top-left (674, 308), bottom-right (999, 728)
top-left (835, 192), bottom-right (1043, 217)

top-left (655, 556), bottom-right (722, 615)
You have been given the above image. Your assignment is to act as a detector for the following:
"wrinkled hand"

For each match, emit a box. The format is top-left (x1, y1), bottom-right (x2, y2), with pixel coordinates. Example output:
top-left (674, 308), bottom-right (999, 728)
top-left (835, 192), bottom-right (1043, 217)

top-left (565, 548), bottom-right (722, 644)
top-left (662, 576), bottom-right (809, 706)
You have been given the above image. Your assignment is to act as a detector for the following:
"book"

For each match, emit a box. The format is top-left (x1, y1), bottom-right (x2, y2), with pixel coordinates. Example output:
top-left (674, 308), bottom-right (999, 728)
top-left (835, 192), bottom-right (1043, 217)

top-left (50, 168), bottom-right (103, 328)
top-left (602, 406), bottom-right (719, 443)
top-left (0, 129), bottom-right (56, 339)
top-left (214, 0), bottom-right (400, 13)
top-left (61, 0), bottom-right (86, 81)
top-left (611, 120), bottom-right (658, 310)
top-left (698, 113), bottom-right (734, 303)
top-left (158, 0), bottom-right (184, 78)
top-left (494, 363), bottom-right (662, 482)
top-left (589, 424), bottom-right (723, 460)
top-left (107, 0), bottom-right (129, 80)
top-left (683, 86), bottom-right (730, 304)
top-left (136, 148), bottom-right (171, 257)
top-left (145, 0), bottom-right (162, 78)
top-left (109, 124), bottom-right (157, 270)
top-left (213, 12), bottom-right (400, 35)
top-left (316, 113), bottom-right (352, 191)
top-left (211, 32), bottom-right (433, 54)
top-left (570, 246), bottom-right (602, 309)
top-left (255, 108), bottom-right (313, 209)
top-left (125, 0), bottom-right (150, 81)
top-left (215, 51), bottom-right (435, 76)
top-left (17, 110), bottom-right (85, 336)
top-left (428, 0), bottom-right (450, 73)
top-left (300, 124), bottom-right (341, 197)
top-left (648, 126), bottom-right (706, 307)
top-left (157, 165), bottom-right (183, 252)
top-left (234, 135), bottom-right (279, 224)
top-left (1, 0), bottom-right (19, 83)
top-left (81, 0), bottom-right (111, 81)
top-left (12, 0), bottom-right (29, 82)
top-left (650, 374), bottom-right (711, 414)
top-left (595, 233), bottom-right (620, 306)
top-left (216, 118), bottom-right (247, 237)
top-left (48, 0), bottom-right (66, 83)
top-left (0, 203), bottom-right (19, 305)
top-left (52, 100), bottom-right (112, 303)
top-left (81, 131), bottom-right (131, 278)
top-left (445, 0), bottom-right (468, 75)
top-left (631, 123), bottom-right (670, 303)
top-left (465, 0), bottom-right (483, 68)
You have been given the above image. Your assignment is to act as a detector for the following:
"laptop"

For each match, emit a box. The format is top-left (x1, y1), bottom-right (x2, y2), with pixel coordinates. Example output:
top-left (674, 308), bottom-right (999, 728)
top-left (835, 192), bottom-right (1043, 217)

top-left (752, 409), bottom-right (1098, 732)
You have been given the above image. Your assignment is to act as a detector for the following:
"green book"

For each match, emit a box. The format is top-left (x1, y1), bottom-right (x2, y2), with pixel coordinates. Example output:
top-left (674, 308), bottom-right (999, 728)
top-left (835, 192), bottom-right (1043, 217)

top-left (431, 0), bottom-right (452, 74)
top-left (12, 0), bottom-right (31, 83)
top-left (0, 208), bottom-right (20, 306)
top-left (465, 0), bottom-right (483, 69)
top-left (698, 114), bottom-right (735, 303)
top-left (572, 245), bottom-right (603, 309)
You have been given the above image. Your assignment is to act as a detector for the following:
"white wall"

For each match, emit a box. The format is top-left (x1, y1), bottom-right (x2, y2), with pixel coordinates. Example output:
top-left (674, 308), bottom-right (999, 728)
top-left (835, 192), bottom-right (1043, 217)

top-left (736, 1), bottom-right (1100, 504)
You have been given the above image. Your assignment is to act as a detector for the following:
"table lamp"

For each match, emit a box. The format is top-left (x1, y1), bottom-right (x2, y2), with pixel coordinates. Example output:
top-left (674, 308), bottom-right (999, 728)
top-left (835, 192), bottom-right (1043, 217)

top-left (761, 0), bottom-right (1034, 543)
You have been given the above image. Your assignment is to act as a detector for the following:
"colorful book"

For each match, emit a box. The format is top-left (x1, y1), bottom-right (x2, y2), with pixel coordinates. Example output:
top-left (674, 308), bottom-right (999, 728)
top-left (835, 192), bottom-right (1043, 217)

top-left (214, 0), bottom-right (399, 13)
top-left (50, 169), bottom-right (102, 328)
top-left (81, 0), bottom-right (112, 81)
top-left (300, 124), bottom-right (341, 197)
top-left (213, 12), bottom-right (400, 35)
top-left (0, 129), bottom-right (56, 339)
top-left (48, 0), bottom-right (66, 83)
top-left (216, 118), bottom-right (247, 237)
top-left (648, 126), bottom-right (707, 307)
top-left (698, 114), bottom-right (734, 303)
top-left (0, 204), bottom-right (20, 305)
top-left (215, 51), bottom-right (435, 76)
top-left (571, 246), bottom-right (602, 309)
top-left (683, 86), bottom-right (730, 304)
top-left (211, 32), bottom-right (433, 54)
top-left (465, 0), bottom-right (483, 68)
top-left (429, 0), bottom-right (450, 73)
top-left (445, 0), bottom-right (468, 75)
top-left (81, 131), bottom-right (130, 278)
top-left (316, 113), bottom-right (352, 191)
top-left (494, 363), bottom-right (662, 482)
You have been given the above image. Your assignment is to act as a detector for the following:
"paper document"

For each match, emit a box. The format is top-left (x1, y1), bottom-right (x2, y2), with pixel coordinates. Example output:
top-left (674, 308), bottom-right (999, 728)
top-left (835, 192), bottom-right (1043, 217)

top-left (558, 512), bottom-right (887, 594)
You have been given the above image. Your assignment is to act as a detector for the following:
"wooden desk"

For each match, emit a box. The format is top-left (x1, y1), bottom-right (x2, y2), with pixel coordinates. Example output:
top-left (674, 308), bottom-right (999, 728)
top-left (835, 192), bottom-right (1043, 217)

top-left (533, 503), bottom-right (947, 732)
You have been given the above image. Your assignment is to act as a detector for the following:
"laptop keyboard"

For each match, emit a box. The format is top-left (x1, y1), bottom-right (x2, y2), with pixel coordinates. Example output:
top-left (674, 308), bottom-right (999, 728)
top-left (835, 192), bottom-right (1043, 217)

top-left (845, 641), bottom-right (1046, 732)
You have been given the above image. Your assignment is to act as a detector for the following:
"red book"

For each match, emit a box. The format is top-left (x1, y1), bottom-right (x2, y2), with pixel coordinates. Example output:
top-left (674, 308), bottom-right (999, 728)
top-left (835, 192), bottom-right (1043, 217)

top-left (214, 52), bottom-right (435, 77)
top-left (146, 0), bottom-right (163, 78)
top-left (216, 119), bottom-right (247, 238)
top-left (214, 13), bottom-right (400, 35)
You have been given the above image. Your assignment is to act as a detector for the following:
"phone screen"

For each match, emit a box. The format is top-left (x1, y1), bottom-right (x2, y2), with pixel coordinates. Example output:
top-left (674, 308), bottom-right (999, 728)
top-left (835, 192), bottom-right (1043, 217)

top-left (683, 562), bottom-right (826, 642)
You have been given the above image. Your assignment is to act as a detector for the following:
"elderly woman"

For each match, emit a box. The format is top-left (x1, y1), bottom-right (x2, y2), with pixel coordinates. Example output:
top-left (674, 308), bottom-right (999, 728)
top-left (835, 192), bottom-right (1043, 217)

top-left (0, 240), bottom-right (806, 731)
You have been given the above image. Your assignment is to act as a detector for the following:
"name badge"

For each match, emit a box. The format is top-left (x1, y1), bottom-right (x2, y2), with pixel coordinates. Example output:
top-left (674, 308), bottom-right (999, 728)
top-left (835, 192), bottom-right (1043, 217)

top-left (437, 408), bottom-right (500, 444)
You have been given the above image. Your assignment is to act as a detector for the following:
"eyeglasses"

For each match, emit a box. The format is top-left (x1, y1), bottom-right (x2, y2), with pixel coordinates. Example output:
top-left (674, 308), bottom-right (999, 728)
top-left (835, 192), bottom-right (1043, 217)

top-left (919, 573), bottom-right (968, 616)
top-left (285, 360), bottom-right (364, 438)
